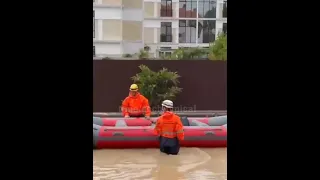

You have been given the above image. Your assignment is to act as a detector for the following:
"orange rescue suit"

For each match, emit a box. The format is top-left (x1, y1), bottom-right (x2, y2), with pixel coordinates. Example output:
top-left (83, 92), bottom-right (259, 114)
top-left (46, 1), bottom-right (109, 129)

top-left (154, 111), bottom-right (184, 141)
top-left (121, 92), bottom-right (151, 117)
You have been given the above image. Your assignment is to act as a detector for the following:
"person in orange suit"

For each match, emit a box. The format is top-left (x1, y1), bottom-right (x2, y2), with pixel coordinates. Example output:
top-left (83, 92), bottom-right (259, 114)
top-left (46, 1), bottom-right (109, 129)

top-left (154, 100), bottom-right (184, 155)
top-left (121, 84), bottom-right (151, 119)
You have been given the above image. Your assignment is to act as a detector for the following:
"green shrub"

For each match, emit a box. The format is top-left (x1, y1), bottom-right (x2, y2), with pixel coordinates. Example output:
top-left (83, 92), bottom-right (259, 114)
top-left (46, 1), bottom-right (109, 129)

top-left (208, 33), bottom-right (227, 61)
top-left (131, 65), bottom-right (182, 107)
top-left (171, 47), bottom-right (208, 60)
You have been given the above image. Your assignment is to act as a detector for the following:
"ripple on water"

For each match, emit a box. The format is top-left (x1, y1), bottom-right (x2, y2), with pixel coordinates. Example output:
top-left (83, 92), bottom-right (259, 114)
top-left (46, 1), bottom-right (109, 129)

top-left (185, 170), bottom-right (227, 180)
top-left (93, 167), bottom-right (153, 180)
top-left (93, 148), bottom-right (227, 180)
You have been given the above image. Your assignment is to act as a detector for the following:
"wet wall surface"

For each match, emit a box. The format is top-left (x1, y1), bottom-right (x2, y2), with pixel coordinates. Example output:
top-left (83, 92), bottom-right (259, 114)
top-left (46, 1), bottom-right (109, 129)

top-left (93, 60), bottom-right (227, 112)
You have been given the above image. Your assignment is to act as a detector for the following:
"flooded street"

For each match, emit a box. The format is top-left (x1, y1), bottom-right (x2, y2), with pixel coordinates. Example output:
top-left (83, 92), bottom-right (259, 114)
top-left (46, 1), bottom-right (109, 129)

top-left (93, 148), bottom-right (227, 180)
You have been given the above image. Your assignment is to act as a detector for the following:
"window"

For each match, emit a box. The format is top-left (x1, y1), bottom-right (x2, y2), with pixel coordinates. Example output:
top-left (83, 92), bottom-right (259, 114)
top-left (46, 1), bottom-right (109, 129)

top-left (93, 11), bottom-right (95, 38)
top-left (198, 20), bottom-right (215, 43)
top-left (179, 0), bottom-right (216, 18)
top-left (179, 0), bottom-right (197, 18)
top-left (159, 47), bottom-right (172, 58)
top-left (199, 0), bottom-right (216, 18)
top-left (161, 0), bottom-right (172, 17)
top-left (93, 46), bottom-right (96, 57)
top-left (160, 22), bottom-right (172, 42)
top-left (223, 23), bottom-right (227, 34)
top-left (159, 51), bottom-right (172, 58)
top-left (179, 20), bottom-right (197, 43)
top-left (179, 20), bottom-right (215, 43)
top-left (223, 1), bottom-right (227, 18)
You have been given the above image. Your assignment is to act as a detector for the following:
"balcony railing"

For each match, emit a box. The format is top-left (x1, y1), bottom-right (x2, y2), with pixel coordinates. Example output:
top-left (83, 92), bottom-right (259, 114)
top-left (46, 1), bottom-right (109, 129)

top-left (160, 9), bottom-right (173, 17)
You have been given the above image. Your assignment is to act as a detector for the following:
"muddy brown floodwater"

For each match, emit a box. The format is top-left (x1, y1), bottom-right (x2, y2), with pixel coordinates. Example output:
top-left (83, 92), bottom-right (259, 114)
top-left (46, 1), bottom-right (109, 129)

top-left (93, 148), bottom-right (227, 180)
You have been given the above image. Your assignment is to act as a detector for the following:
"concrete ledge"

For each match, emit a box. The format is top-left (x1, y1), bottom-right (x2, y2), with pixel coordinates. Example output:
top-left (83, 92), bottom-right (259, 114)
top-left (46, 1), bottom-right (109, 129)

top-left (93, 4), bottom-right (122, 8)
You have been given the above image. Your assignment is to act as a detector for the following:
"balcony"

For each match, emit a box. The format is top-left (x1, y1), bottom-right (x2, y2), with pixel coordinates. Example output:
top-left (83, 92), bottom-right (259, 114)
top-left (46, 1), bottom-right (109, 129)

top-left (160, 9), bottom-right (173, 17)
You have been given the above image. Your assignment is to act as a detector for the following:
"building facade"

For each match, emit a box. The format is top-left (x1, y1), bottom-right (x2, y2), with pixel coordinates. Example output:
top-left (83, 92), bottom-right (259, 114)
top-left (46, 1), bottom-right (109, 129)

top-left (93, 0), bottom-right (227, 58)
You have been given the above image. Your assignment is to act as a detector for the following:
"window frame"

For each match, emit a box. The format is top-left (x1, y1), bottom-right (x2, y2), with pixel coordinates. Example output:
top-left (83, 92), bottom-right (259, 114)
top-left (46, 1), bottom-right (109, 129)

top-left (160, 22), bottom-right (173, 43)
top-left (223, 1), bottom-right (227, 18)
top-left (179, 20), bottom-right (197, 43)
top-left (93, 11), bottom-right (95, 38)
top-left (179, 0), bottom-right (217, 18)
top-left (160, 0), bottom-right (173, 17)
top-left (223, 23), bottom-right (227, 34)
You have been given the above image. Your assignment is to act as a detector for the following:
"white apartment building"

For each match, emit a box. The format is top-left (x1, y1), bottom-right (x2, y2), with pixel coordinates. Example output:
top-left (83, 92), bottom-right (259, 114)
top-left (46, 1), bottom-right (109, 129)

top-left (93, 0), bottom-right (227, 58)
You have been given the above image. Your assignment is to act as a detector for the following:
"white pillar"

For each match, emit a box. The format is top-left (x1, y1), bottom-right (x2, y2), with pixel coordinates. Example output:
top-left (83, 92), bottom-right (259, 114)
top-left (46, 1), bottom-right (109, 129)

top-left (195, 0), bottom-right (199, 45)
top-left (216, 0), bottom-right (222, 19)
top-left (215, 0), bottom-right (224, 40)
top-left (154, 2), bottom-right (157, 17)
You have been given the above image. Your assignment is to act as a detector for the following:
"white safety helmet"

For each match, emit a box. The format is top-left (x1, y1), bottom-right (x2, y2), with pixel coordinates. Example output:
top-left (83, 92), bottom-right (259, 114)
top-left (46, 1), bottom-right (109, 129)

top-left (162, 100), bottom-right (173, 108)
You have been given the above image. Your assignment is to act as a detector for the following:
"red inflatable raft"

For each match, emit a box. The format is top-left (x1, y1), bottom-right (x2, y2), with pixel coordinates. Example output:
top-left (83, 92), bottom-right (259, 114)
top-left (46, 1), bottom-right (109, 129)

top-left (93, 124), bottom-right (227, 149)
top-left (93, 116), bottom-right (227, 127)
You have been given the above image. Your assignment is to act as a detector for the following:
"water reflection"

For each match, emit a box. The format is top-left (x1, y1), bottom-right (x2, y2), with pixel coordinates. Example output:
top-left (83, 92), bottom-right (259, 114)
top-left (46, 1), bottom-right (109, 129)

top-left (93, 148), bottom-right (226, 180)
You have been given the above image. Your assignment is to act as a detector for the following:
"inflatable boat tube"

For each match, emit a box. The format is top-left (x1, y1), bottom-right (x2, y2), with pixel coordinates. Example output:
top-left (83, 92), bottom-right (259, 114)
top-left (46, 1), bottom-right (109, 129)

top-left (93, 124), bottom-right (100, 149)
top-left (93, 111), bottom-right (227, 118)
top-left (189, 120), bottom-right (210, 126)
top-left (192, 115), bottom-right (227, 126)
top-left (93, 124), bottom-right (227, 149)
top-left (93, 116), bottom-right (152, 126)
top-left (93, 116), bottom-right (227, 126)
